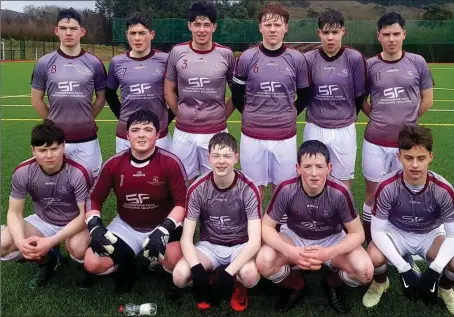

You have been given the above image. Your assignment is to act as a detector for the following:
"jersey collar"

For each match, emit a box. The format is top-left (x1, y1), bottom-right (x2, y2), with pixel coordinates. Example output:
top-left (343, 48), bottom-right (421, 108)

top-left (259, 43), bottom-right (286, 57)
top-left (318, 46), bottom-right (345, 62)
top-left (126, 49), bottom-right (155, 61)
top-left (129, 148), bottom-right (158, 167)
top-left (377, 50), bottom-right (406, 64)
top-left (189, 41), bottom-right (216, 54)
top-left (400, 171), bottom-right (429, 195)
top-left (57, 48), bottom-right (86, 59)
top-left (210, 170), bottom-right (239, 192)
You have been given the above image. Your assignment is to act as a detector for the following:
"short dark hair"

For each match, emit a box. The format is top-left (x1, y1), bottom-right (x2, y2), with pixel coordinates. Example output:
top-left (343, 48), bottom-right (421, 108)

top-left (126, 109), bottom-right (160, 132)
top-left (126, 13), bottom-right (152, 31)
top-left (297, 140), bottom-right (330, 165)
top-left (318, 9), bottom-right (344, 30)
top-left (398, 125), bottom-right (433, 152)
top-left (258, 3), bottom-right (289, 24)
top-left (31, 120), bottom-right (65, 147)
top-left (208, 132), bottom-right (238, 153)
top-left (189, 1), bottom-right (217, 23)
top-left (56, 8), bottom-right (82, 26)
top-left (377, 12), bottom-right (405, 31)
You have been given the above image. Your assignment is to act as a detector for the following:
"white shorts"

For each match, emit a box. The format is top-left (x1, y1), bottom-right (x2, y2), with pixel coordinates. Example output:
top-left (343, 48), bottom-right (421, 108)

top-left (362, 139), bottom-right (402, 183)
top-left (304, 123), bottom-right (356, 181)
top-left (171, 128), bottom-right (227, 180)
top-left (280, 224), bottom-right (346, 268)
top-left (24, 214), bottom-right (65, 238)
top-left (116, 133), bottom-right (172, 153)
top-left (65, 138), bottom-right (102, 178)
top-left (106, 216), bottom-right (157, 256)
top-left (196, 241), bottom-right (246, 270)
top-left (384, 223), bottom-right (445, 261)
top-left (240, 133), bottom-right (297, 187)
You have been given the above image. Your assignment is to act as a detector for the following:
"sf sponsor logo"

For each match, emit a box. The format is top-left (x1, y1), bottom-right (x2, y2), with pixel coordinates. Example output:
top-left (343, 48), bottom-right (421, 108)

top-left (318, 85), bottom-right (339, 96)
top-left (130, 83), bottom-right (152, 95)
top-left (125, 193), bottom-right (150, 204)
top-left (209, 216), bottom-right (231, 226)
top-left (188, 77), bottom-right (211, 88)
top-left (58, 81), bottom-right (80, 92)
top-left (260, 81), bottom-right (282, 92)
top-left (401, 215), bottom-right (425, 223)
top-left (383, 87), bottom-right (405, 99)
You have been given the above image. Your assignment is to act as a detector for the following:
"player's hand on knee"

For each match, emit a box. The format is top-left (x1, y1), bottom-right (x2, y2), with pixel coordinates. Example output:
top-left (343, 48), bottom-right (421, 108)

top-left (210, 269), bottom-right (234, 306)
top-left (190, 263), bottom-right (211, 303)
top-left (416, 268), bottom-right (440, 305)
top-left (86, 215), bottom-right (117, 256)
top-left (143, 218), bottom-right (177, 261)
top-left (399, 269), bottom-right (420, 301)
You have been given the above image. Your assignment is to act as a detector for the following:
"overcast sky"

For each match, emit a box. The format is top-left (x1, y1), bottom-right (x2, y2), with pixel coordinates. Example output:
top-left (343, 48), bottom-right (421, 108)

top-left (1, 1), bottom-right (96, 12)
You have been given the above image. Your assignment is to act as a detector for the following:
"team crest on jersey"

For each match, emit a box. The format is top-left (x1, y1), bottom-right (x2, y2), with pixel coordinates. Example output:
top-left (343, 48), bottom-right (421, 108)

top-left (209, 62), bottom-right (224, 71)
top-left (147, 176), bottom-right (165, 186)
top-left (32, 181), bottom-right (39, 192)
top-left (404, 70), bottom-right (415, 79)
top-left (153, 68), bottom-right (164, 76)
top-left (337, 68), bottom-right (349, 77)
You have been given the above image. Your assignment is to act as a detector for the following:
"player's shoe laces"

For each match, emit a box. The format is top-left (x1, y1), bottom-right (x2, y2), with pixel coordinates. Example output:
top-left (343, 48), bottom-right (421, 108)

top-left (322, 277), bottom-right (350, 314)
top-left (28, 251), bottom-right (60, 289)
top-left (439, 287), bottom-right (454, 314)
top-left (362, 278), bottom-right (390, 308)
top-left (230, 282), bottom-right (248, 312)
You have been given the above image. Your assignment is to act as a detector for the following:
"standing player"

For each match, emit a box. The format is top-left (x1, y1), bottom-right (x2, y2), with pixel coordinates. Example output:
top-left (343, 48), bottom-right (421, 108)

top-left (172, 133), bottom-right (261, 312)
top-left (303, 9), bottom-right (366, 188)
top-left (164, 1), bottom-right (235, 184)
top-left (82, 110), bottom-right (188, 294)
top-left (256, 140), bottom-right (373, 313)
top-left (106, 13), bottom-right (172, 153)
top-left (31, 9), bottom-right (106, 178)
top-left (361, 12), bottom-right (434, 245)
top-left (363, 125), bottom-right (454, 314)
top-left (0, 120), bottom-right (92, 287)
top-left (231, 3), bottom-right (311, 199)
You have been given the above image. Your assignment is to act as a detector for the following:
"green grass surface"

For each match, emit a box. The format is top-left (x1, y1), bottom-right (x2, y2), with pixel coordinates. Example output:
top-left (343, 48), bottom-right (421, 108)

top-left (1, 61), bottom-right (454, 316)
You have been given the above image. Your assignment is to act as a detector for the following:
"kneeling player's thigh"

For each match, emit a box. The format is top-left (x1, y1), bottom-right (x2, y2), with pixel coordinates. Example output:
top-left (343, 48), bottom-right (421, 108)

top-left (173, 257), bottom-right (192, 287)
top-left (423, 226), bottom-right (446, 262)
top-left (240, 134), bottom-right (269, 186)
top-left (65, 229), bottom-right (90, 258)
top-left (171, 129), bottom-right (199, 179)
top-left (24, 214), bottom-right (55, 238)
top-left (84, 247), bottom-right (116, 273)
top-left (362, 140), bottom-right (394, 183)
top-left (269, 136), bottom-right (297, 185)
top-left (330, 125), bottom-right (357, 181)
top-left (195, 241), bottom-right (223, 271)
top-left (1, 225), bottom-right (18, 256)
top-left (116, 137), bottom-right (130, 153)
top-left (162, 241), bottom-right (183, 271)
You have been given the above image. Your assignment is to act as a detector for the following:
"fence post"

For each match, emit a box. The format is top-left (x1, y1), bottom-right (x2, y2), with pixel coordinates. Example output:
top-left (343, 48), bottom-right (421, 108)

top-left (10, 39), bottom-right (13, 60)
top-left (43, 41), bottom-right (46, 56)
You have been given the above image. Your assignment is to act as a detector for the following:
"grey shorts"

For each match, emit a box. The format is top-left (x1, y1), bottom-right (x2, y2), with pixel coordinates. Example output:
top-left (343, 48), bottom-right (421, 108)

top-left (280, 224), bottom-right (346, 268)
top-left (385, 223), bottom-right (445, 261)
top-left (25, 214), bottom-right (65, 237)
top-left (196, 241), bottom-right (247, 270)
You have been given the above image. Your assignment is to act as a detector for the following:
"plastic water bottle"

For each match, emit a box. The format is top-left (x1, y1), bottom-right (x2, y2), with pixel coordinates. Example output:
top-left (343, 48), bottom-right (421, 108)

top-left (118, 303), bottom-right (157, 316)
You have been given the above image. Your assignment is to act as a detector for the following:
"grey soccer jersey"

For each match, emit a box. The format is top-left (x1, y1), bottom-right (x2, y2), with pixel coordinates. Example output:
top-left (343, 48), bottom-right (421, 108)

top-left (165, 42), bottom-right (235, 134)
top-left (234, 45), bottom-right (310, 140)
top-left (365, 52), bottom-right (434, 147)
top-left (304, 47), bottom-right (366, 128)
top-left (31, 49), bottom-right (107, 142)
top-left (185, 170), bottom-right (261, 246)
top-left (10, 156), bottom-right (93, 226)
top-left (107, 50), bottom-right (169, 139)
top-left (373, 170), bottom-right (454, 234)
top-left (267, 176), bottom-right (358, 240)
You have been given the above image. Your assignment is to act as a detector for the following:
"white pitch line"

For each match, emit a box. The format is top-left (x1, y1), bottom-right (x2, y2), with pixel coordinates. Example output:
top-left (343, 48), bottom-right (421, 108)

top-left (434, 88), bottom-right (454, 91)
top-left (1, 94), bottom-right (31, 98)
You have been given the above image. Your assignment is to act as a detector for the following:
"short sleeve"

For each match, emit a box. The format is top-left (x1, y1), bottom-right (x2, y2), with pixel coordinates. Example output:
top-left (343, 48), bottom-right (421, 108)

top-left (185, 186), bottom-right (201, 221)
top-left (372, 183), bottom-right (393, 220)
top-left (243, 182), bottom-right (261, 220)
top-left (106, 58), bottom-right (119, 90)
top-left (226, 50), bottom-right (235, 85)
top-left (93, 58), bottom-right (107, 91)
top-left (266, 184), bottom-right (291, 222)
top-left (296, 53), bottom-right (310, 89)
top-left (417, 55), bottom-right (434, 90)
top-left (10, 168), bottom-right (29, 200)
top-left (351, 52), bottom-right (367, 97)
top-left (72, 168), bottom-right (93, 203)
top-left (233, 52), bottom-right (251, 81)
top-left (165, 48), bottom-right (178, 82)
top-left (30, 59), bottom-right (47, 91)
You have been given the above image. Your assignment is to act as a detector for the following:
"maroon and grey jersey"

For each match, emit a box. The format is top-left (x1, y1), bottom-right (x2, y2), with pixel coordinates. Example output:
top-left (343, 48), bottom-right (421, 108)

top-left (304, 47), bottom-right (366, 128)
top-left (165, 42), bottom-right (234, 134)
top-left (185, 170), bottom-right (261, 246)
top-left (10, 155), bottom-right (92, 226)
top-left (86, 148), bottom-right (189, 232)
top-left (373, 170), bottom-right (454, 234)
top-left (365, 52), bottom-right (434, 147)
top-left (233, 45), bottom-right (310, 140)
top-left (267, 176), bottom-right (358, 240)
top-left (31, 49), bottom-right (107, 142)
top-left (107, 50), bottom-right (169, 140)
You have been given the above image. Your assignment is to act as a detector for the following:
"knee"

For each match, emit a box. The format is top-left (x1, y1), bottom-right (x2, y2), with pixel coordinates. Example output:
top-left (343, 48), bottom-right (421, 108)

top-left (66, 235), bottom-right (89, 259)
top-left (355, 260), bottom-right (374, 284)
top-left (163, 242), bottom-right (183, 272)
top-left (238, 262), bottom-right (260, 288)
top-left (83, 249), bottom-right (112, 274)
top-left (256, 246), bottom-right (277, 277)
top-left (172, 259), bottom-right (191, 288)
top-left (0, 228), bottom-right (15, 257)
top-left (368, 243), bottom-right (386, 267)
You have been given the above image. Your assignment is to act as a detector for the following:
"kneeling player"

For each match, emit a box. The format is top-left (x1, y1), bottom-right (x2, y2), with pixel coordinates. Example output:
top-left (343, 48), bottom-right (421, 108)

top-left (256, 140), bottom-right (373, 313)
top-left (172, 133), bottom-right (261, 311)
top-left (363, 125), bottom-right (454, 314)
top-left (83, 109), bottom-right (188, 293)
top-left (1, 120), bottom-right (92, 287)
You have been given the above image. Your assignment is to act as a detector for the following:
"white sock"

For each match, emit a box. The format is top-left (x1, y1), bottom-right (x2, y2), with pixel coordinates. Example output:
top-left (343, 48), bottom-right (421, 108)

top-left (339, 270), bottom-right (361, 287)
top-left (268, 264), bottom-right (291, 284)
